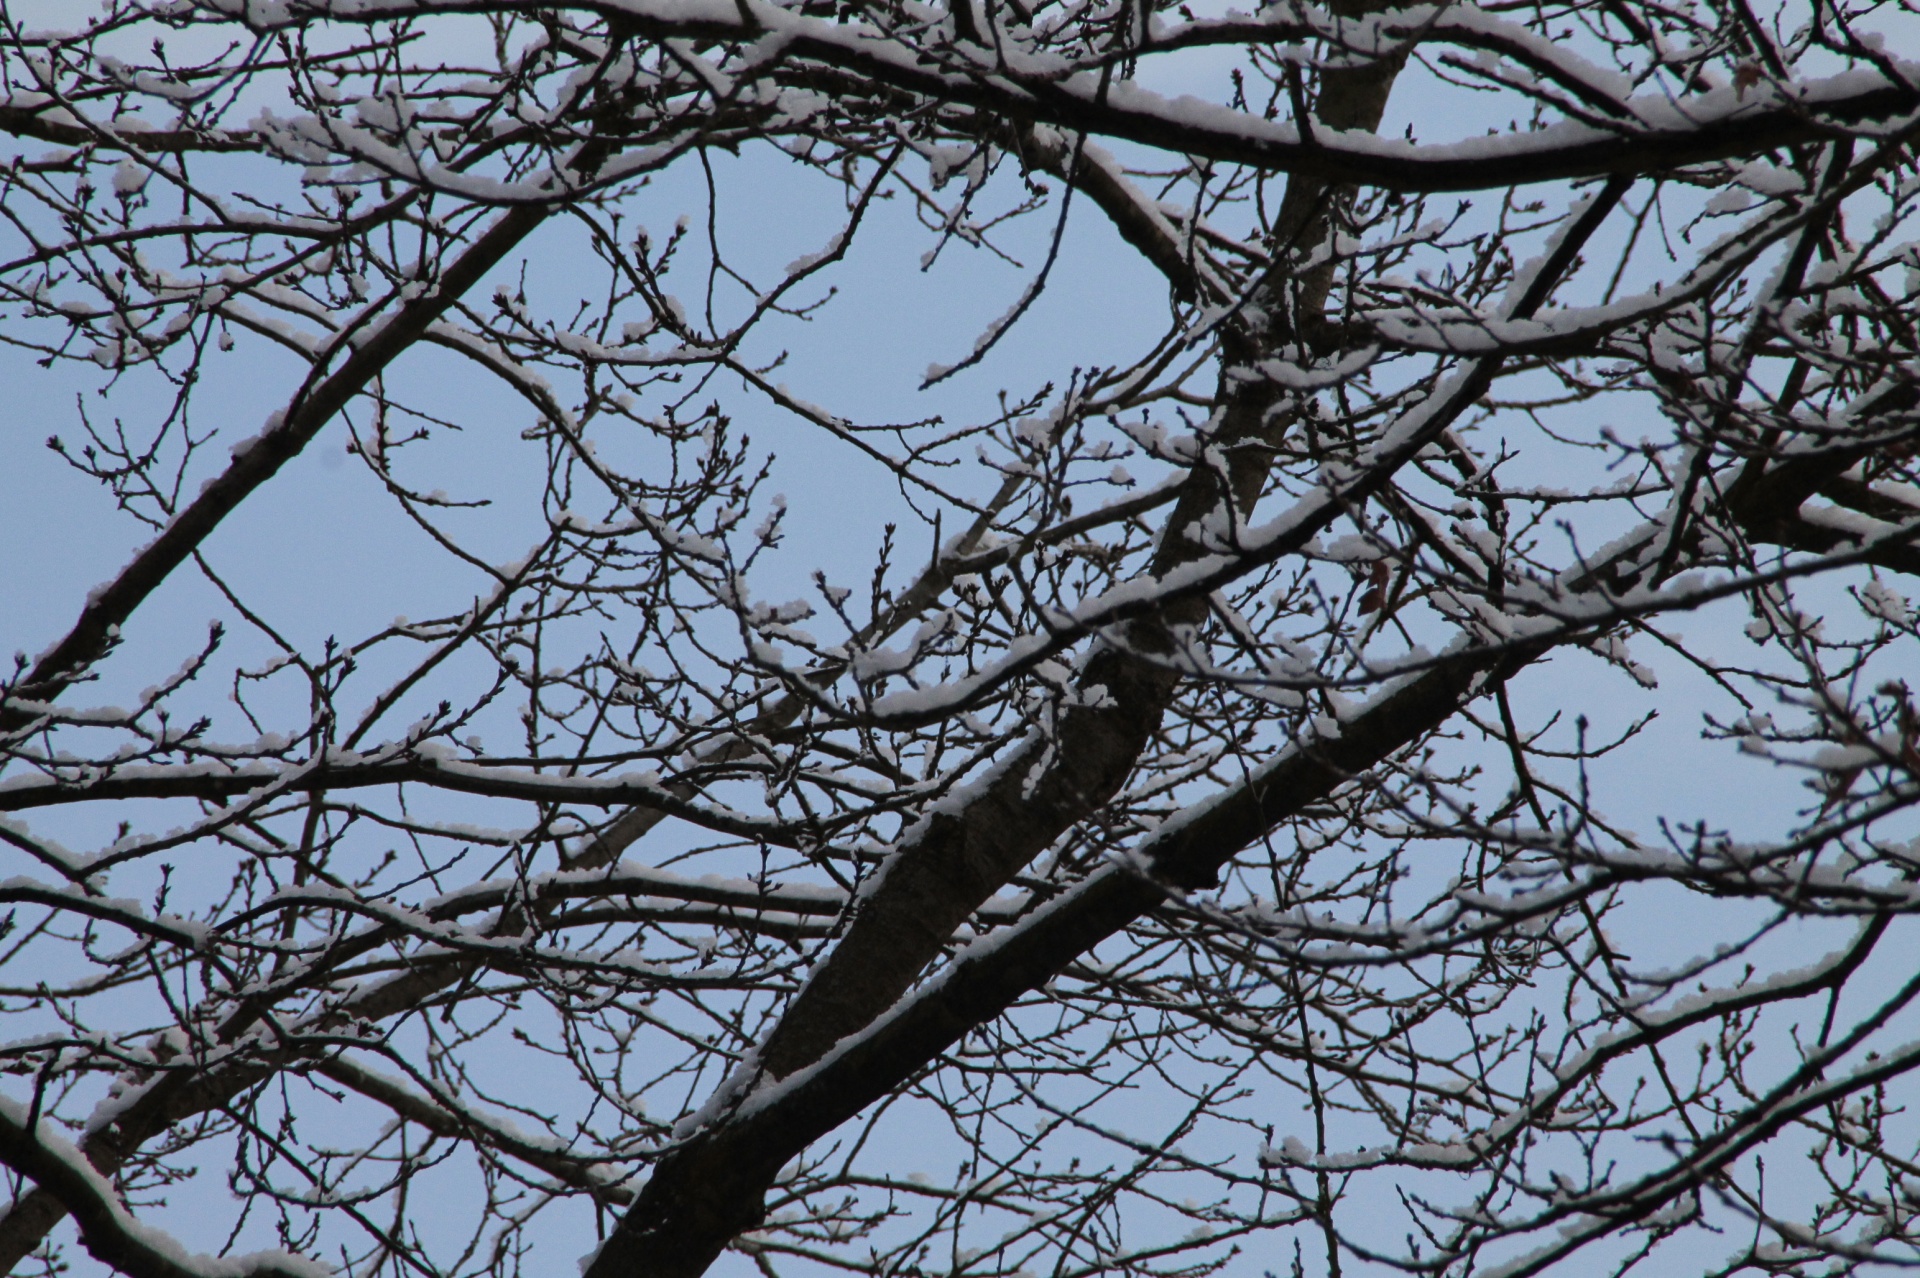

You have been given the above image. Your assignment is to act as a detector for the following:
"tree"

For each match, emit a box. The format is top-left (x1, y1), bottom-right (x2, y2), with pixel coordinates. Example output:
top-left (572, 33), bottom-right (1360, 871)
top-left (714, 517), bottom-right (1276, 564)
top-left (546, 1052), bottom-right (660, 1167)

top-left (1, 0), bottom-right (1918, 1274)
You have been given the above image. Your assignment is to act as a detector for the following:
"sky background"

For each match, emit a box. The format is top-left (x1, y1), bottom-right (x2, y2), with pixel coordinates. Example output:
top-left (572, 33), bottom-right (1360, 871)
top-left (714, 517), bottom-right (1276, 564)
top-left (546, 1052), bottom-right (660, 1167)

top-left (4, 2), bottom-right (1916, 1274)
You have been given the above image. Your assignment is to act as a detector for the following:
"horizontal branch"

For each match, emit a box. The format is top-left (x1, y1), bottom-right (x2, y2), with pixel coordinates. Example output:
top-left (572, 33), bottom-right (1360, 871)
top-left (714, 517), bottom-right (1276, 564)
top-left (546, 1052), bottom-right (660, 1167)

top-left (247, 0), bottom-right (1920, 192)
top-left (0, 752), bottom-right (819, 848)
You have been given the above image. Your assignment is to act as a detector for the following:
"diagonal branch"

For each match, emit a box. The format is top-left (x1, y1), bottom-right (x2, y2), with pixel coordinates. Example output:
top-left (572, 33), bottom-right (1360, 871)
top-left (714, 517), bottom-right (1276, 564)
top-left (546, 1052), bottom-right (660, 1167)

top-left (583, 611), bottom-right (1538, 1278)
top-left (579, 374), bottom-right (1898, 1273)
top-left (0, 1095), bottom-right (326, 1278)
top-left (579, 163), bottom-right (1634, 1277)
top-left (312, 1057), bottom-right (637, 1206)
top-left (745, 163), bottom-right (1628, 1085)
top-left (0, 199), bottom-right (548, 732)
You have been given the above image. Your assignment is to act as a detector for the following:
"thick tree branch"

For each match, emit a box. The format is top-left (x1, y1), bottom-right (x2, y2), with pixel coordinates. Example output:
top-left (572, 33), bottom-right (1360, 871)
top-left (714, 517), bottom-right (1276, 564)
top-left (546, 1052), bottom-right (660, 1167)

top-left (0, 1097), bottom-right (325, 1278)
top-left (239, 1), bottom-right (1920, 193)
top-left (746, 4), bottom-right (1423, 1086)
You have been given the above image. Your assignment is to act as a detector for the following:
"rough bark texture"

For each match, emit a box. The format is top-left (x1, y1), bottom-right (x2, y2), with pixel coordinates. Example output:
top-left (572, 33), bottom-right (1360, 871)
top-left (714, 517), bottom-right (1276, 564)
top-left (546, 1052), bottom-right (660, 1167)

top-left (752, 7), bottom-right (1408, 1088)
top-left (583, 121), bottom-right (1645, 1278)
top-left (578, 19), bottom-right (1415, 1275)
top-left (581, 631), bottom-right (1526, 1278)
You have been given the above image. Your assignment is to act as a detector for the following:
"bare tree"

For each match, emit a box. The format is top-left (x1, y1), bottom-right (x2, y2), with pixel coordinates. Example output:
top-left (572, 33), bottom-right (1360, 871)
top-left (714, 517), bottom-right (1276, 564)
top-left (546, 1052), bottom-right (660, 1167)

top-left (2, 0), bottom-right (1918, 1275)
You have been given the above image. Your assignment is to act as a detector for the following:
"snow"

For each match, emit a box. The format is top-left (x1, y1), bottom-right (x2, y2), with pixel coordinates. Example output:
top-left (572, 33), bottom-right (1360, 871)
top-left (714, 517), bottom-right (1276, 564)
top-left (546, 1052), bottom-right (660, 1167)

top-left (111, 159), bottom-right (150, 196)
top-left (425, 862), bottom-right (846, 924)
top-left (1260, 1136), bottom-right (1480, 1171)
